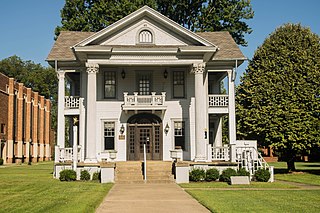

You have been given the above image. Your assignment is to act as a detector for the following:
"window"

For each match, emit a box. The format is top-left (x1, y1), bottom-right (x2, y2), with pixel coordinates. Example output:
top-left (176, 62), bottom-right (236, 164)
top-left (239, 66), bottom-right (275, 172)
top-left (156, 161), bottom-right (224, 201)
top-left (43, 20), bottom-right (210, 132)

top-left (174, 121), bottom-right (185, 150)
top-left (104, 122), bottom-right (115, 150)
top-left (173, 71), bottom-right (185, 98)
top-left (137, 72), bottom-right (152, 95)
top-left (139, 30), bottom-right (153, 43)
top-left (104, 71), bottom-right (116, 98)
top-left (0, 124), bottom-right (5, 134)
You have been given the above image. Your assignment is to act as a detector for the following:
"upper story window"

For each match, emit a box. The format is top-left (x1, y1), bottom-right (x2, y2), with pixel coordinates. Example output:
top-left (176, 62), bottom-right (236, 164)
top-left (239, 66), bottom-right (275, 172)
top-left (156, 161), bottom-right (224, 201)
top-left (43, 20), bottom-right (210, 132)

top-left (104, 71), bottom-right (116, 99)
top-left (139, 30), bottom-right (153, 43)
top-left (173, 71), bottom-right (185, 98)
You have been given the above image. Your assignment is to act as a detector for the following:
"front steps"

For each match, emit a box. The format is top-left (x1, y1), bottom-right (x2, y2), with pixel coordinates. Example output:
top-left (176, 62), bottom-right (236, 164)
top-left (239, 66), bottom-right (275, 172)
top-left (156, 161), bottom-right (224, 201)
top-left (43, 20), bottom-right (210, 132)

top-left (115, 161), bottom-right (174, 184)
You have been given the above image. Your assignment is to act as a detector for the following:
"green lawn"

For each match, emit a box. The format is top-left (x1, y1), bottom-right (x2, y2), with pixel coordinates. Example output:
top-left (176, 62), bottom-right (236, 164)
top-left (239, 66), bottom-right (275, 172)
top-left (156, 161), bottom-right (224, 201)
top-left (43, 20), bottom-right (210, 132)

top-left (187, 190), bottom-right (320, 213)
top-left (0, 162), bottom-right (112, 213)
top-left (182, 162), bottom-right (320, 212)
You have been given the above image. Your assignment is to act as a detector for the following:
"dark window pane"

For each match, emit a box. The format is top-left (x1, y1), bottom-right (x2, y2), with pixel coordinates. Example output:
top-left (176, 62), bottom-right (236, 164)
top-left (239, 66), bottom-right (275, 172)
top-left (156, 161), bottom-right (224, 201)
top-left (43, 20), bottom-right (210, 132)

top-left (104, 137), bottom-right (115, 150)
top-left (173, 71), bottom-right (185, 98)
top-left (104, 72), bottom-right (116, 98)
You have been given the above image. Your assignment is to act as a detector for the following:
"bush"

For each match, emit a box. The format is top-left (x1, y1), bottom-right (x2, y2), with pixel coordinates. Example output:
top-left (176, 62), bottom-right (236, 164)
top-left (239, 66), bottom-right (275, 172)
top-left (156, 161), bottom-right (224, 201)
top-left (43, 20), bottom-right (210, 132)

top-left (205, 168), bottom-right (219, 181)
top-left (0, 158), bottom-right (3, 165)
top-left (59, 169), bottom-right (76, 181)
top-left (189, 169), bottom-right (206, 182)
top-left (80, 170), bottom-right (90, 181)
top-left (254, 169), bottom-right (270, 182)
top-left (237, 168), bottom-right (250, 177)
top-left (219, 168), bottom-right (237, 183)
top-left (92, 171), bottom-right (100, 181)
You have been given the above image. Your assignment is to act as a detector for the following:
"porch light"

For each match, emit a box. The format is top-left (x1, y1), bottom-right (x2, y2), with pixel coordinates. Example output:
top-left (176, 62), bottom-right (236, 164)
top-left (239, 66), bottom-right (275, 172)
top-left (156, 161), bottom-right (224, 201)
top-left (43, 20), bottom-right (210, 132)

top-left (120, 124), bottom-right (125, 135)
top-left (163, 69), bottom-right (168, 79)
top-left (121, 69), bottom-right (126, 79)
top-left (164, 123), bottom-right (170, 135)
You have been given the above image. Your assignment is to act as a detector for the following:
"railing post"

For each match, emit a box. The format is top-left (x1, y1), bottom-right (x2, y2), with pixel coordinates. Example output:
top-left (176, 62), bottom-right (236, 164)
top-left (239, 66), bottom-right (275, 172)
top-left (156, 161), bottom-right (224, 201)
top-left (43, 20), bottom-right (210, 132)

top-left (55, 145), bottom-right (60, 163)
top-left (151, 92), bottom-right (156, 105)
top-left (123, 92), bottom-right (128, 105)
top-left (134, 92), bottom-right (138, 106)
top-left (207, 144), bottom-right (212, 162)
top-left (161, 92), bottom-right (166, 105)
top-left (73, 126), bottom-right (78, 171)
top-left (230, 144), bottom-right (236, 163)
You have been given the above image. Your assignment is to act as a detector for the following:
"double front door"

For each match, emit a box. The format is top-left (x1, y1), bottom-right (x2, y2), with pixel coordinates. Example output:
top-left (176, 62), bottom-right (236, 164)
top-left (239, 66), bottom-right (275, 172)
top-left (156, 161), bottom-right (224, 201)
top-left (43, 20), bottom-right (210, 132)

top-left (128, 124), bottom-right (162, 161)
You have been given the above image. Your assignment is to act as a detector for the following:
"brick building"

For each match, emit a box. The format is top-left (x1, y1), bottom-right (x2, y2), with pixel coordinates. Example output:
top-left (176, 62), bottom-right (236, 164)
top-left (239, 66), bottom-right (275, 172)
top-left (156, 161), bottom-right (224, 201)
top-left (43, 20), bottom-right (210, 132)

top-left (0, 72), bottom-right (53, 164)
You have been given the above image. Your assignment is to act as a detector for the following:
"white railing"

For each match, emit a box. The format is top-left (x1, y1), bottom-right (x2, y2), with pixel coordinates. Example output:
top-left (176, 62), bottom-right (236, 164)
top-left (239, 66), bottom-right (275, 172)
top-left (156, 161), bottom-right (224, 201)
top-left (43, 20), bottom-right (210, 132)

top-left (65, 96), bottom-right (80, 109)
top-left (123, 92), bottom-right (166, 106)
top-left (208, 94), bottom-right (228, 107)
top-left (55, 146), bottom-right (82, 162)
top-left (212, 146), bottom-right (230, 161)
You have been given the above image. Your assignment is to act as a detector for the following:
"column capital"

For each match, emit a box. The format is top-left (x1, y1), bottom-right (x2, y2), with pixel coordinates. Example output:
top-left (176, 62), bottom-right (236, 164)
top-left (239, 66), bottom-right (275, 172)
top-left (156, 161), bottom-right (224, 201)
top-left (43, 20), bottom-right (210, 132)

top-left (56, 70), bottom-right (65, 79)
top-left (191, 63), bottom-right (206, 74)
top-left (86, 63), bottom-right (99, 74)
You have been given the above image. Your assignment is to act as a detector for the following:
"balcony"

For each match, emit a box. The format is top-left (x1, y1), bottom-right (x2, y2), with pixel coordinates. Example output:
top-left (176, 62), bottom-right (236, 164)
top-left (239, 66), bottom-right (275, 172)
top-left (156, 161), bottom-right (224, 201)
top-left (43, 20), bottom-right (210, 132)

top-left (208, 94), bottom-right (229, 114)
top-left (64, 96), bottom-right (84, 115)
top-left (122, 92), bottom-right (167, 112)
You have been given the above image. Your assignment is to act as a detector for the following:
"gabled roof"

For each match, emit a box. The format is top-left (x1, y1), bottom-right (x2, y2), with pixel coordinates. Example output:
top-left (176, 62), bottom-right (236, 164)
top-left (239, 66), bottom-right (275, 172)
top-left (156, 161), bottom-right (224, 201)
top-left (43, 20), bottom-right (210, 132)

top-left (47, 31), bottom-right (245, 61)
top-left (74, 6), bottom-right (214, 48)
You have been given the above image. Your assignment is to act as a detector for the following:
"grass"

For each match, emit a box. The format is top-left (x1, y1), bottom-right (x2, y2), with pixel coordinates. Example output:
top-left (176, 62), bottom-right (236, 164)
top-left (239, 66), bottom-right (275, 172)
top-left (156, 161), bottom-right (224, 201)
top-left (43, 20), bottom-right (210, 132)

top-left (181, 162), bottom-right (320, 212)
top-left (0, 162), bottom-right (113, 213)
top-left (187, 190), bottom-right (320, 213)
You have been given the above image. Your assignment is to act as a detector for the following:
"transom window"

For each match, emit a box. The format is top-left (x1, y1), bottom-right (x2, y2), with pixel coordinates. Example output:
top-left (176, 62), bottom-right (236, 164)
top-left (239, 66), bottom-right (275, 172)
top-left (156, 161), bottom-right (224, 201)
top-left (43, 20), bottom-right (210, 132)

top-left (174, 121), bottom-right (185, 150)
top-left (173, 71), bottom-right (185, 98)
top-left (104, 121), bottom-right (115, 150)
top-left (139, 30), bottom-right (153, 43)
top-left (104, 71), bottom-right (116, 98)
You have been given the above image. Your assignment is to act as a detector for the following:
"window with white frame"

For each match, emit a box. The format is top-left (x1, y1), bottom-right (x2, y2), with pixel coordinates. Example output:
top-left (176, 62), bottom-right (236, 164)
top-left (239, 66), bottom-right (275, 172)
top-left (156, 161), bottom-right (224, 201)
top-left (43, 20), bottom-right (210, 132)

top-left (174, 121), bottom-right (185, 150)
top-left (173, 71), bottom-right (185, 98)
top-left (104, 71), bottom-right (116, 98)
top-left (104, 121), bottom-right (115, 150)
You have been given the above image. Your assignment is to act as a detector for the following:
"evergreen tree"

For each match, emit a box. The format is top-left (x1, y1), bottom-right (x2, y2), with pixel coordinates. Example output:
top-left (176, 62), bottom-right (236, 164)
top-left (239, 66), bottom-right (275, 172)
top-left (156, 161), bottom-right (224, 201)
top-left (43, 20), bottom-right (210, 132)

top-left (236, 24), bottom-right (320, 171)
top-left (55, 0), bottom-right (253, 46)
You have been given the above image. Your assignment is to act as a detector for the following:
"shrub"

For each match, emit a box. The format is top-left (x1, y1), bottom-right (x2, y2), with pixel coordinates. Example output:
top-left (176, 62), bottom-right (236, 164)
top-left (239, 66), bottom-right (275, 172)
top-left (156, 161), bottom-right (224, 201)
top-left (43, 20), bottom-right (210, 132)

top-left (0, 158), bottom-right (3, 165)
top-left (80, 170), bottom-right (90, 181)
top-left (237, 168), bottom-right (250, 177)
top-left (92, 171), bottom-right (100, 181)
top-left (189, 169), bottom-right (206, 182)
top-left (59, 169), bottom-right (76, 181)
top-left (219, 168), bottom-right (237, 183)
top-left (205, 168), bottom-right (219, 181)
top-left (254, 169), bottom-right (270, 182)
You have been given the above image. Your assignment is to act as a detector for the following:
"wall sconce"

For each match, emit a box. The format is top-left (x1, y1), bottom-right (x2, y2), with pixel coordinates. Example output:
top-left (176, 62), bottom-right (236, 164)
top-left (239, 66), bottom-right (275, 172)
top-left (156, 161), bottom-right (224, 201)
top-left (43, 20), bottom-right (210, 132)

top-left (120, 124), bottom-right (125, 135)
top-left (121, 69), bottom-right (126, 79)
top-left (164, 123), bottom-right (170, 135)
top-left (163, 69), bottom-right (168, 79)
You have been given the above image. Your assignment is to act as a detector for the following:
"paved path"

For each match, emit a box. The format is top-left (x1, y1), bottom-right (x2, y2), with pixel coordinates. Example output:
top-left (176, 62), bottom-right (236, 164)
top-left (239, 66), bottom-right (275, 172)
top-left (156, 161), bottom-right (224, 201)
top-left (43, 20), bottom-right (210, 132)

top-left (96, 183), bottom-right (210, 213)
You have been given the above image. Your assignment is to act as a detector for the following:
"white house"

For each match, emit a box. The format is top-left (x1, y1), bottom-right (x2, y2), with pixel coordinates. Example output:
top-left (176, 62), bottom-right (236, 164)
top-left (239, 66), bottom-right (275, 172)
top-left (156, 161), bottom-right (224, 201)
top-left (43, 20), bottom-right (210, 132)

top-left (47, 6), bottom-right (271, 182)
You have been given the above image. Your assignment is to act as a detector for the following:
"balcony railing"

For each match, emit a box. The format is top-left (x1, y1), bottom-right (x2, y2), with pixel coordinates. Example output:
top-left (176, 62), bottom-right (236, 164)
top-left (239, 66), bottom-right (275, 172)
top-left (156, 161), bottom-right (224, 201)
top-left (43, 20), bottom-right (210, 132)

top-left (55, 146), bottom-right (82, 162)
top-left (212, 146), bottom-right (230, 161)
top-left (208, 94), bottom-right (228, 107)
top-left (65, 96), bottom-right (80, 109)
top-left (123, 92), bottom-right (166, 106)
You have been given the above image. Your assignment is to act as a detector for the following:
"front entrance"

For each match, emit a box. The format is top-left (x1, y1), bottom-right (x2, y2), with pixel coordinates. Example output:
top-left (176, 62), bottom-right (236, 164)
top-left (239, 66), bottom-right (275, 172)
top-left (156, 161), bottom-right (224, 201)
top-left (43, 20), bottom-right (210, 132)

top-left (127, 113), bottom-right (162, 160)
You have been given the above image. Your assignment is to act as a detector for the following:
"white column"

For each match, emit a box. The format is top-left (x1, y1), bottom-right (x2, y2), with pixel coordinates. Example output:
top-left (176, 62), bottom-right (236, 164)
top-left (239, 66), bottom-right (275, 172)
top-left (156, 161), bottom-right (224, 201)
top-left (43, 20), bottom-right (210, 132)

top-left (57, 70), bottom-right (65, 150)
top-left (85, 64), bottom-right (99, 162)
top-left (214, 117), bottom-right (223, 147)
top-left (192, 63), bottom-right (208, 161)
top-left (79, 98), bottom-right (86, 162)
top-left (228, 70), bottom-right (236, 145)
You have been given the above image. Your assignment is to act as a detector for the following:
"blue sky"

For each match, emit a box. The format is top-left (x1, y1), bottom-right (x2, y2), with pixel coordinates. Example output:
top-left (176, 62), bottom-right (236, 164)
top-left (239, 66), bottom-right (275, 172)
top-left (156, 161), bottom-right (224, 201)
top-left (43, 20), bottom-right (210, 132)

top-left (0, 0), bottom-right (319, 84)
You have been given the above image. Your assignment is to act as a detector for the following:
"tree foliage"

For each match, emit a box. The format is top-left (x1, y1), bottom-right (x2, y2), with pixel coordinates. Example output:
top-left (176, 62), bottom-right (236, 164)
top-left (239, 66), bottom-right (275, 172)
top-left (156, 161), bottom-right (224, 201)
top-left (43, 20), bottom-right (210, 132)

top-left (55, 0), bottom-right (254, 46)
top-left (0, 56), bottom-right (58, 130)
top-left (236, 24), bottom-right (320, 171)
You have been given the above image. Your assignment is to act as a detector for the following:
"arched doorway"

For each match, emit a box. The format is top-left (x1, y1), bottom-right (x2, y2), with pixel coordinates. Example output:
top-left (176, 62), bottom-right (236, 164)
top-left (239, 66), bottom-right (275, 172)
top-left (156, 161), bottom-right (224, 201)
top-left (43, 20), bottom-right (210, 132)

top-left (127, 113), bottom-right (162, 161)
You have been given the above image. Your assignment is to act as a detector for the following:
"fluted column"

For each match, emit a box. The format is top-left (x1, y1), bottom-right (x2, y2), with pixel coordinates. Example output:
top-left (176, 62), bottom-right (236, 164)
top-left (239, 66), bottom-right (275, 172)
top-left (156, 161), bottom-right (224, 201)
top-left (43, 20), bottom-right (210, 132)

top-left (227, 70), bottom-right (236, 145)
top-left (57, 70), bottom-right (65, 150)
top-left (85, 64), bottom-right (99, 162)
top-left (192, 63), bottom-right (208, 161)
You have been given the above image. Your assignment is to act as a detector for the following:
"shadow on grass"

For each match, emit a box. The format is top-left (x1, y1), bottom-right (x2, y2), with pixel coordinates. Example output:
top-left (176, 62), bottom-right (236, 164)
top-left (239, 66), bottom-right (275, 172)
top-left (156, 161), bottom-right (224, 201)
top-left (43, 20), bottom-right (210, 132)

top-left (274, 168), bottom-right (320, 175)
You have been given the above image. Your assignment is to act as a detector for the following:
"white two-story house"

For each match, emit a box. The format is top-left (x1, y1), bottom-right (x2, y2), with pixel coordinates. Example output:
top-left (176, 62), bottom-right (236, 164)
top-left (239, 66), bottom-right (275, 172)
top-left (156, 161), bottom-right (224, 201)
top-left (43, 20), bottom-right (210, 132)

top-left (48, 6), bottom-right (270, 181)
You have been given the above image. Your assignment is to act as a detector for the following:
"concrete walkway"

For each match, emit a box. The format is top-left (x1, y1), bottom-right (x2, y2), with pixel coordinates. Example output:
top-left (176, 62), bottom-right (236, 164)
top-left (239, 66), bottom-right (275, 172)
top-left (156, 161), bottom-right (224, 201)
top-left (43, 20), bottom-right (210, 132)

top-left (96, 183), bottom-right (210, 213)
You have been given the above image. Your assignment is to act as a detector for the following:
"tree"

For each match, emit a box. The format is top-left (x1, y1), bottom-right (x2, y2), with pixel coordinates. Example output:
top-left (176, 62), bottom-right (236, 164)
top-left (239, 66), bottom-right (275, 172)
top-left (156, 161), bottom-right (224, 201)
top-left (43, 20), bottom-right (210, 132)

top-left (55, 0), bottom-right (254, 46)
top-left (236, 24), bottom-right (320, 171)
top-left (0, 56), bottom-right (58, 130)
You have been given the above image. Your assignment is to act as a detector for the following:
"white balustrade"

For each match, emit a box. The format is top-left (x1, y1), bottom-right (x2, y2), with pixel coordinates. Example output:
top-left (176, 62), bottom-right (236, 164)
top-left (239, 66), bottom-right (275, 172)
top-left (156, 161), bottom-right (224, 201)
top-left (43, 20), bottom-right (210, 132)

top-left (56, 146), bottom-right (82, 162)
top-left (124, 92), bottom-right (166, 106)
top-left (212, 146), bottom-right (230, 161)
top-left (65, 96), bottom-right (80, 109)
top-left (208, 95), bottom-right (228, 107)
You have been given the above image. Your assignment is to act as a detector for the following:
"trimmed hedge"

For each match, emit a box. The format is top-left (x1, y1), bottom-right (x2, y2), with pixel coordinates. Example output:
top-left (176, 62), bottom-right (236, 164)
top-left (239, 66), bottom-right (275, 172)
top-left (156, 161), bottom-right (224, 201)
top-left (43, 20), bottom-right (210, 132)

top-left (205, 168), bottom-right (220, 181)
top-left (0, 158), bottom-right (3, 165)
top-left (254, 169), bottom-right (270, 182)
top-left (237, 168), bottom-right (250, 177)
top-left (92, 171), bottom-right (100, 181)
top-left (219, 168), bottom-right (237, 183)
top-left (189, 169), bottom-right (206, 182)
top-left (59, 169), bottom-right (76, 181)
top-left (80, 170), bottom-right (90, 181)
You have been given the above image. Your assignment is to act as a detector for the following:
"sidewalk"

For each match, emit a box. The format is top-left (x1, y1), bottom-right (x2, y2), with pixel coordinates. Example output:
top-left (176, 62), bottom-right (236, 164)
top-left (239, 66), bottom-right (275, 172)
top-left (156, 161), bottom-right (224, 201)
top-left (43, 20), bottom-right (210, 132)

top-left (96, 183), bottom-right (210, 213)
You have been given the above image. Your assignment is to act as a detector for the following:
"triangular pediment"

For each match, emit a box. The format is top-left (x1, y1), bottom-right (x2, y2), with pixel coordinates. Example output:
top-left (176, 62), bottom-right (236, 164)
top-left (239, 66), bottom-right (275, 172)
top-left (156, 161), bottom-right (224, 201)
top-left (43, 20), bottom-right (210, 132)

top-left (74, 6), bottom-right (215, 48)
